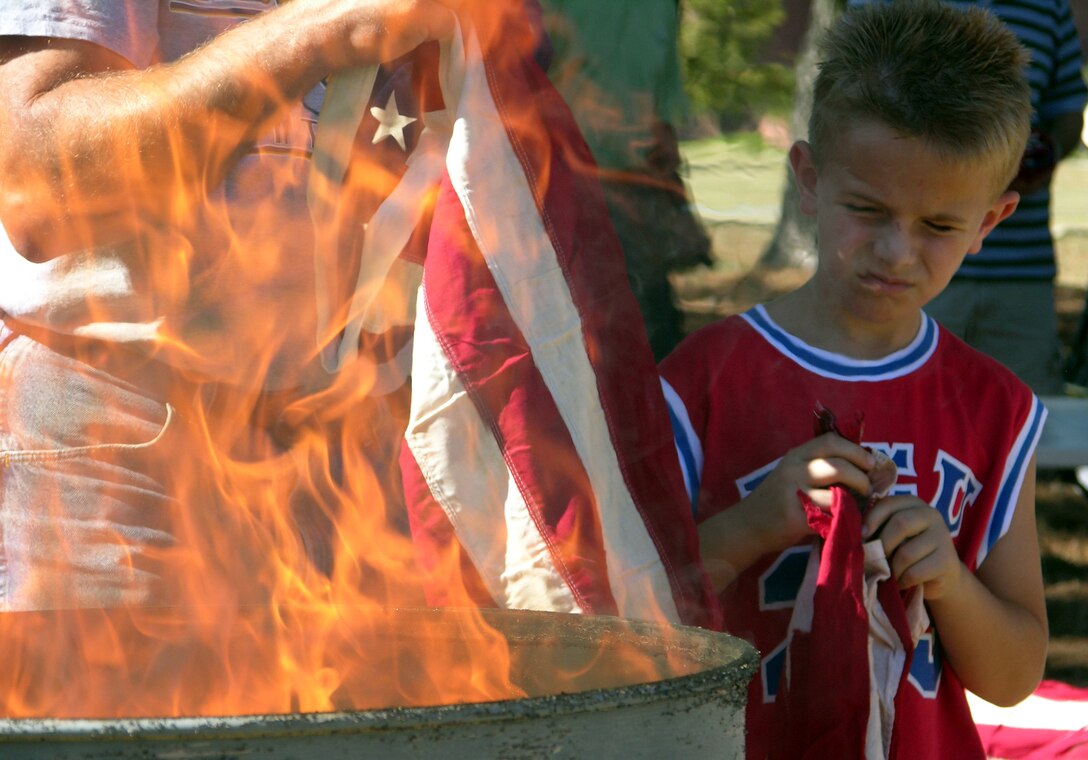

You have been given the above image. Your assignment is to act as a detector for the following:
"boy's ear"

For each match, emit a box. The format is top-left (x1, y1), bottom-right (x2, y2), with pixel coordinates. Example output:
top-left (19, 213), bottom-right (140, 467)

top-left (967, 190), bottom-right (1020, 254)
top-left (789, 141), bottom-right (819, 215)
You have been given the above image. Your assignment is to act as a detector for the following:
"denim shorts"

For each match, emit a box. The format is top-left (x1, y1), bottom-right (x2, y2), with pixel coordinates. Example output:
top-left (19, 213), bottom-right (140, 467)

top-left (0, 318), bottom-right (328, 611)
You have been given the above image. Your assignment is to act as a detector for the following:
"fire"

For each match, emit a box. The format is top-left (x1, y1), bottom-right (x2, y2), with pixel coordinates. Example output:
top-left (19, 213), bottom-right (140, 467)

top-left (0, 0), bottom-right (703, 722)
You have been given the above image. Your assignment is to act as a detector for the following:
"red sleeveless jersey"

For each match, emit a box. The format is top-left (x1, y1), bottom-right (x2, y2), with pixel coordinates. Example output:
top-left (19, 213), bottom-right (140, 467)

top-left (661, 305), bottom-right (1046, 760)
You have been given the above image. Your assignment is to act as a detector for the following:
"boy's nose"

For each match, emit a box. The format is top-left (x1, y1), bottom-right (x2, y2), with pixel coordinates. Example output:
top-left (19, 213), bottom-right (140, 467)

top-left (873, 221), bottom-right (914, 265)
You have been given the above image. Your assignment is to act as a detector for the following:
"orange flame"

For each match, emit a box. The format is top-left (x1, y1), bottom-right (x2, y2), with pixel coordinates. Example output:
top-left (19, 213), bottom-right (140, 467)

top-left (0, 0), bottom-right (691, 721)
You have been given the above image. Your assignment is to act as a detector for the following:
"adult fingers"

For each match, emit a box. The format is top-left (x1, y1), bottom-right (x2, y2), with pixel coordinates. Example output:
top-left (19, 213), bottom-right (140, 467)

top-left (349, 0), bottom-right (460, 64)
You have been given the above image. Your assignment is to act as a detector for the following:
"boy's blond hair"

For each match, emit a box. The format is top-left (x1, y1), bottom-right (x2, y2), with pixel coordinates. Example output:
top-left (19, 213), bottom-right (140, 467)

top-left (809, 0), bottom-right (1032, 191)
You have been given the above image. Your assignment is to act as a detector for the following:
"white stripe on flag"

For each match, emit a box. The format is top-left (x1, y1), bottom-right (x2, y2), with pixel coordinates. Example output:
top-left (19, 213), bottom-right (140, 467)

top-left (406, 286), bottom-right (582, 613)
top-left (334, 124), bottom-right (447, 370)
top-left (308, 65), bottom-right (379, 369)
top-left (968, 688), bottom-right (1088, 732)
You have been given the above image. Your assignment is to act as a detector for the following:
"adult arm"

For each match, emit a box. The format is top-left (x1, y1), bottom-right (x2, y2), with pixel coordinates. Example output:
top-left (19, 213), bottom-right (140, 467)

top-left (0, 0), bottom-right (456, 262)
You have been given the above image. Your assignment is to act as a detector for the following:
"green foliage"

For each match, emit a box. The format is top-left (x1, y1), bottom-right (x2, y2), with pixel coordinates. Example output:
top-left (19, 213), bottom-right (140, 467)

top-left (680, 0), bottom-right (794, 132)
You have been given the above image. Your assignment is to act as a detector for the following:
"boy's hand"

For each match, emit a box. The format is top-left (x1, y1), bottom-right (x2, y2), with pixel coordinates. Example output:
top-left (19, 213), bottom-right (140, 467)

top-left (746, 432), bottom-right (875, 553)
top-left (697, 431), bottom-right (876, 591)
top-left (863, 495), bottom-right (964, 600)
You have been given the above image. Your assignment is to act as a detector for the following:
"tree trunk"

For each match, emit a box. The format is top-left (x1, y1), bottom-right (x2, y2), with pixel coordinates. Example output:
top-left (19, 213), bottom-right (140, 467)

top-left (756, 0), bottom-right (844, 271)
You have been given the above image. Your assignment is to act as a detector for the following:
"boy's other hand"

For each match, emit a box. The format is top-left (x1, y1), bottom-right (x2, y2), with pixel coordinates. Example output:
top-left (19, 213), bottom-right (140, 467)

top-left (863, 494), bottom-right (964, 600)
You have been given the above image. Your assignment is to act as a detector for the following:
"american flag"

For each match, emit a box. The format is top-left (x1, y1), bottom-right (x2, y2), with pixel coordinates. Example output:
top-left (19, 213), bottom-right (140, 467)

top-left (309, 0), bottom-right (720, 630)
top-left (969, 680), bottom-right (1088, 758)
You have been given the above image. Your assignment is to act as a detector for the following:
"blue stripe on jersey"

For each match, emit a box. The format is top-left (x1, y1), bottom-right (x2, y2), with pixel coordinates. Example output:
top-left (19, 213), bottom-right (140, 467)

top-left (742, 305), bottom-right (939, 381)
top-left (976, 395), bottom-right (1047, 566)
top-left (661, 378), bottom-right (703, 514)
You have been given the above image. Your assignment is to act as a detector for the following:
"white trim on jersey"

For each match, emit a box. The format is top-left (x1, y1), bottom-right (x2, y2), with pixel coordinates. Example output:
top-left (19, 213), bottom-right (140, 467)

top-left (741, 304), bottom-right (939, 382)
top-left (662, 378), bottom-right (703, 509)
top-left (976, 394), bottom-right (1047, 567)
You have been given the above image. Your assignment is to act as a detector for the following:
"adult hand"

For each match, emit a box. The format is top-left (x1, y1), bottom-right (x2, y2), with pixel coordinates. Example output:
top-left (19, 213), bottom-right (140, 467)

top-left (0, 0), bottom-right (463, 261)
top-left (295, 0), bottom-right (461, 69)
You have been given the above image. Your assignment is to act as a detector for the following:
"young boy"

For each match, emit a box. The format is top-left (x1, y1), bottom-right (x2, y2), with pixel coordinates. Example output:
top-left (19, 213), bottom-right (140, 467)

top-left (661, 2), bottom-right (1049, 757)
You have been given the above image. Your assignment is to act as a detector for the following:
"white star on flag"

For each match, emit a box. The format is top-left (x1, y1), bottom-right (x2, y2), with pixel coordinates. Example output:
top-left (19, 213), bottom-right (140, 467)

top-left (370, 92), bottom-right (417, 151)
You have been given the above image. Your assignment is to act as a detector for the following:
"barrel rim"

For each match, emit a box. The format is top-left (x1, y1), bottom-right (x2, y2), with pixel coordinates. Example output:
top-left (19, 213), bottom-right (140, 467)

top-left (0, 607), bottom-right (758, 742)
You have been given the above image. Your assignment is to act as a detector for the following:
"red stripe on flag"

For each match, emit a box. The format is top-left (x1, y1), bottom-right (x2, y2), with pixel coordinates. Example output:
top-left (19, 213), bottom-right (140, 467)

top-left (420, 177), bottom-right (620, 616)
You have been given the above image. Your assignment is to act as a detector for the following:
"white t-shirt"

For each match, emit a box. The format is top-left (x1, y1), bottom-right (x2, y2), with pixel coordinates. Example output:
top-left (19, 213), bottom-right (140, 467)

top-left (0, 1), bottom-right (327, 387)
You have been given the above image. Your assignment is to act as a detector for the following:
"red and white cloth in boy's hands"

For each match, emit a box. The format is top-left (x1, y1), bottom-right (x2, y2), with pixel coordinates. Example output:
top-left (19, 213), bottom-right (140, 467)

top-left (769, 405), bottom-right (928, 760)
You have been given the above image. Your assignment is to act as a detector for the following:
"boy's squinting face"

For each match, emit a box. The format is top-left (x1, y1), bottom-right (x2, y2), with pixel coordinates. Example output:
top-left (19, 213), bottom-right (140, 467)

top-left (791, 120), bottom-right (1018, 346)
